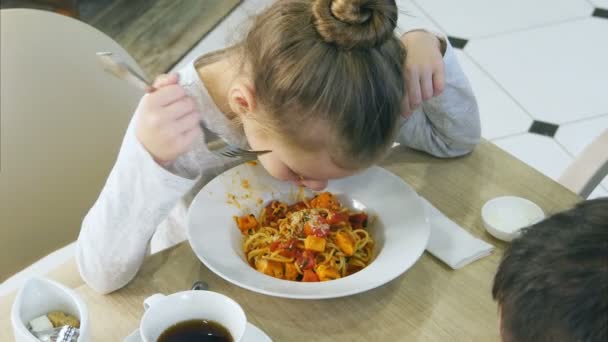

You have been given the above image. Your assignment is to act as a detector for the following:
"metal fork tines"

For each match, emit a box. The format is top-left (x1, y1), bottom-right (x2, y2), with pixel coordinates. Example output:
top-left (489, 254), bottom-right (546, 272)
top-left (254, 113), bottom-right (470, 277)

top-left (205, 138), bottom-right (270, 159)
top-left (96, 51), bottom-right (269, 159)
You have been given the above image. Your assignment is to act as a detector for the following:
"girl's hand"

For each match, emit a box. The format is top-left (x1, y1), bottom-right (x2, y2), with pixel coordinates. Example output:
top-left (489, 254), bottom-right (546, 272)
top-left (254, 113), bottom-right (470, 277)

top-left (401, 30), bottom-right (446, 117)
top-left (135, 73), bottom-right (202, 165)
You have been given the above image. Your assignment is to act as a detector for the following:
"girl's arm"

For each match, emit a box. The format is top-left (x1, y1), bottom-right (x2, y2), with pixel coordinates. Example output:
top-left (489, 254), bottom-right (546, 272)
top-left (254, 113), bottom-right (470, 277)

top-left (395, 38), bottom-right (481, 157)
top-left (76, 111), bottom-right (197, 294)
top-left (394, 15), bottom-right (481, 157)
top-left (77, 75), bottom-right (202, 294)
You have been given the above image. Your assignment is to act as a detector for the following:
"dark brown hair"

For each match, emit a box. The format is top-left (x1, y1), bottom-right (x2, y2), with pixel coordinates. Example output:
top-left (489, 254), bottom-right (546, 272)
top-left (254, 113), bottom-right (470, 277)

top-left (493, 198), bottom-right (608, 342)
top-left (242, 0), bottom-right (405, 169)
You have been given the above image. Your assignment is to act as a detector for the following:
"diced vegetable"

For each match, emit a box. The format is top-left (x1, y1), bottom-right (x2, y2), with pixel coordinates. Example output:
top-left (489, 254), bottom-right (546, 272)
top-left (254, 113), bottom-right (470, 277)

top-left (304, 235), bottom-right (326, 252)
top-left (326, 212), bottom-right (349, 225)
top-left (284, 263), bottom-right (298, 281)
top-left (310, 192), bottom-right (341, 210)
top-left (316, 265), bottom-right (341, 281)
top-left (255, 259), bottom-right (284, 279)
top-left (236, 214), bottom-right (258, 232)
top-left (335, 231), bottom-right (355, 256)
top-left (302, 269), bottom-right (320, 282)
top-left (349, 213), bottom-right (368, 228)
top-left (303, 222), bottom-right (313, 236)
top-left (296, 251), bottom-right (316, 270)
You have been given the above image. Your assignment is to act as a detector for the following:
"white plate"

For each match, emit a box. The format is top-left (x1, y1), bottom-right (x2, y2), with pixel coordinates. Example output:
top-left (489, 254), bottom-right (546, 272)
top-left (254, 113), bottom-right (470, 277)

top-left (187, 164), bottom-right (430, 299)
top-left (124, 322), bottom-right (271, 342)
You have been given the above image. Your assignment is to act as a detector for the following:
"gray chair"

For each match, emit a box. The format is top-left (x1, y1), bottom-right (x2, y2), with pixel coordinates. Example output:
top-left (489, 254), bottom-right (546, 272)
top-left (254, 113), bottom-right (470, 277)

top-left (0, 9), bottom-right (145, 281)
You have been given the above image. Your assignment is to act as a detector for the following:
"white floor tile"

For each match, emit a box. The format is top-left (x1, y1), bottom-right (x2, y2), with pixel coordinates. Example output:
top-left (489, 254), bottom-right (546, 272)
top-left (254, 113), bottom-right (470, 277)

top-left (591, 0), bottom-right (608, 9)
top-left (589, 185), bottom-right (608, 199)
top-left (454, 51), bottom-right (532, 139)
top-left (0, 243), bottom-right (75, 297)
top-left (555, 116), bottom-right (608, 156)
top-left (467, 18), bottom-right (608, 124)
top-left (171, 0), bottom-right (275, 72)
top-left (396, 0), bottom-right (443, 34)
top-left (492, 134), bottom-right (573, 180)
top-left (412, 0), bottom-right (592, 38)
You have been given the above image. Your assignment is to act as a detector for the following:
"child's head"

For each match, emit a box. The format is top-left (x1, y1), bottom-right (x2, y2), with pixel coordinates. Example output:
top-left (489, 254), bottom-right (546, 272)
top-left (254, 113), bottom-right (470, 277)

top-left (492, 198), bottom-right (608, 342)
top-left (227, 0), bottom-right (405, 189)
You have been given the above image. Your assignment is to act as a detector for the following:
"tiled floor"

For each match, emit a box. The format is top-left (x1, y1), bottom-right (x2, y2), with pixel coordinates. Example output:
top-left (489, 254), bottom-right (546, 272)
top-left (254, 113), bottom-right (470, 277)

top-left (397, 0), bottom-right (608, 198)
top-left (413, 0), bottom-right (594, 38)
top-left (3, 0), bottom-right (606, 295)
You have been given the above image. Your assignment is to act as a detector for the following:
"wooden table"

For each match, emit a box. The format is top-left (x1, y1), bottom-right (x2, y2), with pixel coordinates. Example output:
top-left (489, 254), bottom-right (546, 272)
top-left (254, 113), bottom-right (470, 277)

top-left (0, 141), bottom-right (581, 341)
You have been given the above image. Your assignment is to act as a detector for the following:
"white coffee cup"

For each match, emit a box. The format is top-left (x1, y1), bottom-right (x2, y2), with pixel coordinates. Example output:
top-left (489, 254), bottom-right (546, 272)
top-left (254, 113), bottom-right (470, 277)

top-left (140, 290), bottom-right (247, 342)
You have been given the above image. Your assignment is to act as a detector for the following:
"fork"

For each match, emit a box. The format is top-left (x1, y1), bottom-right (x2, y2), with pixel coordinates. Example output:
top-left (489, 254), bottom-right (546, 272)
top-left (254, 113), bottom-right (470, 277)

top-left (96, 52), bottom-right (270, 159)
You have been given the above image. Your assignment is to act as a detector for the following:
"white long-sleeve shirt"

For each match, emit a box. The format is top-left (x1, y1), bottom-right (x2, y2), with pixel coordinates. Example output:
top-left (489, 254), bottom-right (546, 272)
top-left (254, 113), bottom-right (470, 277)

top-left (76, 27), bottom-right (480, 294)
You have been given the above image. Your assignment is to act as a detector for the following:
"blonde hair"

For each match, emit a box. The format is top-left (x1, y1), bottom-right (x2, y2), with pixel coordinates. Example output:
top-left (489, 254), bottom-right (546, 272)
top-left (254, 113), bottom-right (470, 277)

top-left (244, 0), bottom-right (404, 168)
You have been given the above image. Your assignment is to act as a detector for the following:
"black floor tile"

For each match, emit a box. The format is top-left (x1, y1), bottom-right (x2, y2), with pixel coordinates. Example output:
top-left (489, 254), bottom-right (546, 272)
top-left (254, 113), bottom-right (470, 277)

top-left (592, 8), bottom-right (608, 19)
top-left (447, 36), bottom-right (468, 49)
top-left (529, 120), bottom-right (559, 137)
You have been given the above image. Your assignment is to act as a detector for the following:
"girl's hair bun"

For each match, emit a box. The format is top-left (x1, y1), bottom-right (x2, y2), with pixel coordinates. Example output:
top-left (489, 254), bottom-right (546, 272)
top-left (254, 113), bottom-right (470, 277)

top-left (312, 0), bottom-right (398, 49)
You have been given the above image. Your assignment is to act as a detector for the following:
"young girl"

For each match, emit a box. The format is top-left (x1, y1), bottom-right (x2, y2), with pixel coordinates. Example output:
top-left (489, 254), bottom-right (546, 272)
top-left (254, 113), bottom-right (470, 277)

top-left (78, 0), bottom-right (480, 293)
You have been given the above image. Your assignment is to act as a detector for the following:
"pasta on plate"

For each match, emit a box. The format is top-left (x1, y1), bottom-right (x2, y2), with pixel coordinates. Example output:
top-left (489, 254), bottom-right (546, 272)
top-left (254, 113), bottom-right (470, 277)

top-left (235, 192), bottom-right (374, 282)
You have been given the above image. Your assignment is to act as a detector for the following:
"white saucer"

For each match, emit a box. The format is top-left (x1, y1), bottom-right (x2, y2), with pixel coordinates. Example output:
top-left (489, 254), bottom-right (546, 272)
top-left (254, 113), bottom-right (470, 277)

top-left (124, 321), bottom-right (272, 341)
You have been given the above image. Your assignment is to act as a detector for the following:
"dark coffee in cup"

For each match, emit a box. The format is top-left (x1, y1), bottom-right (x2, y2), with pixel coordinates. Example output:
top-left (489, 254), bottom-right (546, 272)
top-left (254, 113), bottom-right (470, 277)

top-left (158, 319), bottom-right (233, 342)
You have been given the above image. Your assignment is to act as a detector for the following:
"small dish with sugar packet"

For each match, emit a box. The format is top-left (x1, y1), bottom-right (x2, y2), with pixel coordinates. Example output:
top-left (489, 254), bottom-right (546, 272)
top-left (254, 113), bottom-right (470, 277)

top-left (11, 277), bottom-right (89, 342)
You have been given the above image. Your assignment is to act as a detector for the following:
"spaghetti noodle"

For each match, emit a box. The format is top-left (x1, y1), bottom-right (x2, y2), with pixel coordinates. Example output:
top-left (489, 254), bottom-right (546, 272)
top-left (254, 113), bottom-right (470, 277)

top-left (235, 192), bottom-right (374, 282)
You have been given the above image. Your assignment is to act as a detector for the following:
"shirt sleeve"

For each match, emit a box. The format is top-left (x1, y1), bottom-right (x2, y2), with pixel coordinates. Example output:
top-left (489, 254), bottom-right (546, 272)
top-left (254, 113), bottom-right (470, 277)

top-left (76, 106), bottom-right (198, 294)
top-left (395, 41), bottom-right (481, 157)
top-left (395, 8), bottom-right (481, 157)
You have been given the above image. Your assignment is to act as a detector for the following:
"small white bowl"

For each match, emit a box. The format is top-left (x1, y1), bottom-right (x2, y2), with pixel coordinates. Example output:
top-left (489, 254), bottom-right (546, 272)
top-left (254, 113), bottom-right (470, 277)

top-left (481, 196), bottom-right (545, 242)
top-left (11, 277), bottom-right (89, 342)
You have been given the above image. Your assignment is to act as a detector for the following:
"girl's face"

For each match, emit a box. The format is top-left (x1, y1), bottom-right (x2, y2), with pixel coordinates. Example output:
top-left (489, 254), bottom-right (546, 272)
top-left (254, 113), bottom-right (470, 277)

top-left (241, 116), bottom-right (357, 191)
